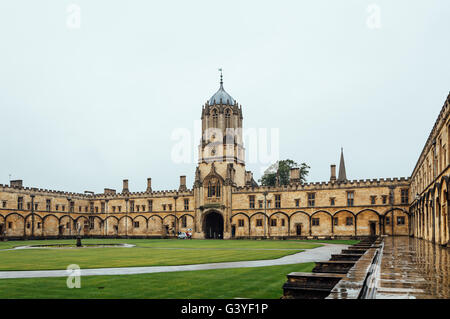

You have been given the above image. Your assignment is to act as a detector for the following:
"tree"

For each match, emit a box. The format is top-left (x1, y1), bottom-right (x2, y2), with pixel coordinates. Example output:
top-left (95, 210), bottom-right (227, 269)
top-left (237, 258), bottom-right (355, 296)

top-left (259, 159), bottom-right (310, 186)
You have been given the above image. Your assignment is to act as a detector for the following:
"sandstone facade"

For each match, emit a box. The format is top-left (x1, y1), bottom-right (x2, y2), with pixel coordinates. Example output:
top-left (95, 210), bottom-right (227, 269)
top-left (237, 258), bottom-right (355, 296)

top-left (0, 79), bottom-right (448, 245)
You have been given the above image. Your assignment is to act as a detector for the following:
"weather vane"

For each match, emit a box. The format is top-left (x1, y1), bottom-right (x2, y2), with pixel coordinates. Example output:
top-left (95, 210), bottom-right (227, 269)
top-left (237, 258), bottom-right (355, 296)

top-left (218, 68), bottom-right (223, 85)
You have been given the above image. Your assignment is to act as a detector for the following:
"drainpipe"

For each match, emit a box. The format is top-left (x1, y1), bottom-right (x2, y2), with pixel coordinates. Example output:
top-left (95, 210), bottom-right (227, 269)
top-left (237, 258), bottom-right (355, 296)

top-left (390, 186), bottom-right (394, 236)
top-left (30, 194), bottom-right (35, 239)
top-left (263, 191), bottom-right (268, 239)
top-left (105, 199), bottom-right (109, 237)
top-left (67, 197), bottom-right (72, 237)
top-left (173, 195), bottom-right (178, 235)
top-left (125, 198), bottom-right (129, 238)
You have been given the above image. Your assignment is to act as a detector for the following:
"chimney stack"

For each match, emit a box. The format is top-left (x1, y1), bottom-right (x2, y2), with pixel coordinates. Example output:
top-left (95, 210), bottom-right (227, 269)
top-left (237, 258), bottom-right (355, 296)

top-left (104, 188), bottom-right (116, 195)
top-left (146, 178), bottom-right (152, 192)
top-left (330, 165), bottom-right (336, 181)
top-left (179, 176), bottom-right (187, 191)
top-left (122, 179), bottom-right (129, 193)
top-left (10, 180), bottom-right (23, 188)
top-left (245, 171), bottom-right (254, 186)
top-left (290, 168), bottom-right (300, 183)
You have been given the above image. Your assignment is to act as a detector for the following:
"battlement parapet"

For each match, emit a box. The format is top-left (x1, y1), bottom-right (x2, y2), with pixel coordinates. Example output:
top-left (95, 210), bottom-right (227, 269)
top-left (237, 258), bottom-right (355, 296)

top-left (0, 184), bottom-right (90, 199)
top-left (411, 92), bottom-right (450, 178)
top-left (89, 188), bottom-right (194, 200)
top-left (234, 177), bottom-right (410, 193)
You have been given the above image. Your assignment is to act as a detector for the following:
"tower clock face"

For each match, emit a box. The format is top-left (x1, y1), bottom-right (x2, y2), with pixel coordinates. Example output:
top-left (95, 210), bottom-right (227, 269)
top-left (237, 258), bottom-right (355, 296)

top-left (211, 148), bottom-right (216, 156)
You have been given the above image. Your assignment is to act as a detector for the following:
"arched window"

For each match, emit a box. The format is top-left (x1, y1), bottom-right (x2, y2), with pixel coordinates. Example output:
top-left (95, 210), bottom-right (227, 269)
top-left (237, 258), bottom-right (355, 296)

top-left (207, 178), bottom-right (221, 198)
top-left (212, 109), bottom-right (218, 127)
top-left (225, 109), bottom-right (231, 128)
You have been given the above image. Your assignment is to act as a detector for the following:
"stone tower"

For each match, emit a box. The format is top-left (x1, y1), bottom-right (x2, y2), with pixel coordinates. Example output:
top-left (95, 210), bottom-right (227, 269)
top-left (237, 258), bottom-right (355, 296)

top-left (193, 72), bottom-right (246, 239)
top-left (197, 72), bottom-right (246, 186)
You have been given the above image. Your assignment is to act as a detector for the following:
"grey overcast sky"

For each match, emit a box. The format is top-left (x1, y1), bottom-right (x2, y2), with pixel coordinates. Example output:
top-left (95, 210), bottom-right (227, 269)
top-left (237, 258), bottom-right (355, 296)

top-left (0, 0), bottom-right (449, 193)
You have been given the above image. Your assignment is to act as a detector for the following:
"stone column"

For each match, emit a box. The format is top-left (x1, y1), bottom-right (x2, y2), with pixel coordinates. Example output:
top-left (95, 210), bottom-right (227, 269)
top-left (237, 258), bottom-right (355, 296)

top-left (447, 196), bottom-right (450, 246)
top-left (432, 200), bottom-right (436, 243)
top-left (425, 202), bottom-right (428, 240)
top-left (422, 202), bottom-right (425, 239)
top-left (437, 200), bottom-right (441, 244)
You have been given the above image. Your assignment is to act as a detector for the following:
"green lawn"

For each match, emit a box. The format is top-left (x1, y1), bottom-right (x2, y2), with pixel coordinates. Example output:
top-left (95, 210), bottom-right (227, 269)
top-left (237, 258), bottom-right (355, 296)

top-left (0, 262), bottom-right (315, 299)
top-left (0, 238), bottom-right (359, 250)
top-left (0, 247), bottom-right (303, 271)
top-left (0, 239), bottom-right (314, 271)
top-left (0, 239), bottom-right (358, 271)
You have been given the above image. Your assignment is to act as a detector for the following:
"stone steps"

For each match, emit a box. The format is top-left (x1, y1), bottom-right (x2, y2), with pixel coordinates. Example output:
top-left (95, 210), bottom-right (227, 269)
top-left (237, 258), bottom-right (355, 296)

top-left (312, 261), bottom-right (357, 274)
top-left (282, 272), bottom-right (345, 299)
top-left (281, 236), bottom-right (381, 299)
top-left (341, 249), bottom-right (367, 255)
top-left (330, 253), bottom-right (363, 261)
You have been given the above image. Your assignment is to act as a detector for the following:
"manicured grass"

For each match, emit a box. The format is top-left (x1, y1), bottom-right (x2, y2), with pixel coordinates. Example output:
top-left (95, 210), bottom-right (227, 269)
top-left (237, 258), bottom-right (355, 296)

top-left (0, 247), bottom-right (302, 271)
top-left (0, 262), bottom-right (315, 299)
top-left (0, 238), bottom-right (358, 250)
top-left (0, 239), bottom-right (357, 271)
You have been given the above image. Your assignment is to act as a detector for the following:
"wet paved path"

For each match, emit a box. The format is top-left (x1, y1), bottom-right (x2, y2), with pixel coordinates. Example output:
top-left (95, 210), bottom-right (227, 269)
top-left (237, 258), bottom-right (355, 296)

top-left (376, 237), bottom-right (449, 299)
top-left (0, 244), bottom-right (347, 279)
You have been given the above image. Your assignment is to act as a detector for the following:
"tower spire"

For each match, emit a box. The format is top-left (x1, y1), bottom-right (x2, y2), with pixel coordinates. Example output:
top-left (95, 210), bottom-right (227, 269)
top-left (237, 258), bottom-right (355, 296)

top-left (337, 147), bottom-right (347, 183)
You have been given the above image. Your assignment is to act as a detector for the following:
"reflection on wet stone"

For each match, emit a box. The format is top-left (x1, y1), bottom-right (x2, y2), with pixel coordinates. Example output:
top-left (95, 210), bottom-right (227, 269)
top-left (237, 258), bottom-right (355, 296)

top-left (376, 237), bottom-right (449, 299)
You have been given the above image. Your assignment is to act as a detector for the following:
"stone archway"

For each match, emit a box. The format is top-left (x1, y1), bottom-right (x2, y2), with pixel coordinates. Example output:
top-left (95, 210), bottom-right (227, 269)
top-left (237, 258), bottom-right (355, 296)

top-left (203, 211), bottom-right (224, 239)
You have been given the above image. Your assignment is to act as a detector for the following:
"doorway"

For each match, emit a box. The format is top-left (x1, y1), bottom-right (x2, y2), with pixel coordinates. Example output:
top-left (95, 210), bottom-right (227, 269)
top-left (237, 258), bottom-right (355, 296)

top-left (296, 223), bottom-right (302, 236)
top-left (370, 221), bottom-right (377, 236)
top-left (203, 211), bottom-right (224, 239)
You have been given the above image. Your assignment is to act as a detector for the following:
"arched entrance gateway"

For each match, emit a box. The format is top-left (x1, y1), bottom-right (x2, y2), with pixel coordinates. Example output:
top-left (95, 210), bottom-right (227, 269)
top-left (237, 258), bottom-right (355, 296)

top-left (203, 211), bottom-right (224, 239)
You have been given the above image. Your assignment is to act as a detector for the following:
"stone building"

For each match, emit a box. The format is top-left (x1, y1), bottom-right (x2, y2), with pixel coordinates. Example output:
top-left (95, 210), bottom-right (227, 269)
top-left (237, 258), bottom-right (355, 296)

top-left (0, 77), bottom-right (448, 246)
top-left (409, 93), bottom-right (450, 246)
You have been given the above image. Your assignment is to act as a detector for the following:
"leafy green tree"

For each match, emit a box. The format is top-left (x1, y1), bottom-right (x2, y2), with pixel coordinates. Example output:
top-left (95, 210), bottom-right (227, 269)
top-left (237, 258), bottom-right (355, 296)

top-left (259, 160), bottom-right (310, 186)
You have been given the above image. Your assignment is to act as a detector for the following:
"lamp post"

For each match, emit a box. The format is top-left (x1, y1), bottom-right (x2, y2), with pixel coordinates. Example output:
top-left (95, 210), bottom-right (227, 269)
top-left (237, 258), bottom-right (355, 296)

top-left (76, 221), bottom-right (82, 247)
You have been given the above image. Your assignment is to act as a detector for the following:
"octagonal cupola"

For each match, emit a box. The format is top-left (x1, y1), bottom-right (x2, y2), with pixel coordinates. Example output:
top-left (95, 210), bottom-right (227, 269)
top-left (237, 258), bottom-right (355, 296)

top-left (208, 74), bottom-right (235, 106)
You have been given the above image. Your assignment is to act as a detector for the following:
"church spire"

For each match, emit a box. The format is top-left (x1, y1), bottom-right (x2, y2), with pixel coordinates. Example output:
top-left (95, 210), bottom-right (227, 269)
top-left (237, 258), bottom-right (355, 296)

top-left (337, 148), bottom-right (347, 183)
